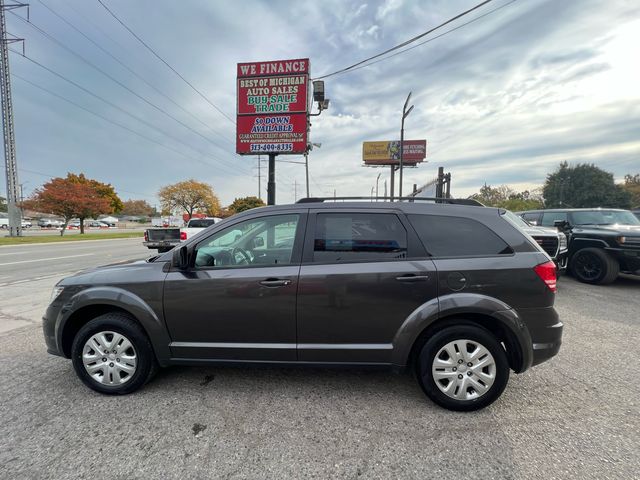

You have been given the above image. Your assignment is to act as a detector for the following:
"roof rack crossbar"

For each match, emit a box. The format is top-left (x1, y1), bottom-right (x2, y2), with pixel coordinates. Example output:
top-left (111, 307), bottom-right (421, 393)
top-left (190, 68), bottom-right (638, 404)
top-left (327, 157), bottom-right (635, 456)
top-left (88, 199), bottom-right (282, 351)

top-left (296, 196), bottom-right (484, 207)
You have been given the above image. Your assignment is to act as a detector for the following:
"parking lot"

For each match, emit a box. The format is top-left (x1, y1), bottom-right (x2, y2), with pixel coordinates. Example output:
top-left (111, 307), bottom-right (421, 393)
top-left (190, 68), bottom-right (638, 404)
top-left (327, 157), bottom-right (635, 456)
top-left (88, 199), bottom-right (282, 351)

top-left (1, 239), bottom-right (639, 479)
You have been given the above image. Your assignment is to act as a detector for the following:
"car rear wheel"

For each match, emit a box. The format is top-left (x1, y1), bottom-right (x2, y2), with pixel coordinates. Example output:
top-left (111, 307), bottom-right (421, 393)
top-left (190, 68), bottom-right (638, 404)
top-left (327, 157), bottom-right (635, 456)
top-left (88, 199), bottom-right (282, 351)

top-left (71, 312), bottom-right (157, 394)
top-left (416, 324), bottom-right (509, 411)
top-left (571, 247), bottom-right (619, 285)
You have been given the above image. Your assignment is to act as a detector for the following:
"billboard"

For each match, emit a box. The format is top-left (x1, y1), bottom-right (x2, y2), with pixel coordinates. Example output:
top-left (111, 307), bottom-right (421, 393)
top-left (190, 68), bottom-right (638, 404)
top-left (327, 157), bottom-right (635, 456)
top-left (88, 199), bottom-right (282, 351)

top-left (362, 140), bottom-right (427, 166)
top-left (237, 58), bottom-right (309, 155)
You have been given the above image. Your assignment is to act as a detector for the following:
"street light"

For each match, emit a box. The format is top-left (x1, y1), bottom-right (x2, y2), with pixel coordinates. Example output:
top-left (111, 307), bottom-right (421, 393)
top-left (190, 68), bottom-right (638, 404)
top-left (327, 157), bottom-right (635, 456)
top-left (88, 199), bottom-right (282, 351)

top-left (399, 91), bottom-right (414, 199)
top-left (305, 142), bottom-right (322, 198)
top-left (375, 172), bottom-right (381, 201)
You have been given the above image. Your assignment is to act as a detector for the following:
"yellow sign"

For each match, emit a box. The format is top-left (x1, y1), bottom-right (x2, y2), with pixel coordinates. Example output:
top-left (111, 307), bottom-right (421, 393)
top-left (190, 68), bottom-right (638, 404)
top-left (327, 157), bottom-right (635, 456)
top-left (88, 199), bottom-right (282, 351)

top-left (362, 140), bottom-right (426, 165)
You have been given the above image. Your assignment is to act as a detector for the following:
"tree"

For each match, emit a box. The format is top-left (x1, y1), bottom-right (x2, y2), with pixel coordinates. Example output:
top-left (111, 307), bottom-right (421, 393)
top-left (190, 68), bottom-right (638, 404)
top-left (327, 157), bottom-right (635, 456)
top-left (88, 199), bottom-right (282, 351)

top-left (158, 179), bottom-right (221, 218)
top-left (22, 177), bottom-right (111, 236)
top-left (543, 162), bottom-right (631, 209)
top-left (0, 195), bottom-right (6, 213)
top-left (623, 173), bottom-right (640, 208)
top-left (470, 184), bottom-right (544, 211)
top-left (67, 173), bottom-right (123, 214)
top-left (121, 199), bottom-right (155, 217)
top-left (228, 196), bottom-right (266, 214)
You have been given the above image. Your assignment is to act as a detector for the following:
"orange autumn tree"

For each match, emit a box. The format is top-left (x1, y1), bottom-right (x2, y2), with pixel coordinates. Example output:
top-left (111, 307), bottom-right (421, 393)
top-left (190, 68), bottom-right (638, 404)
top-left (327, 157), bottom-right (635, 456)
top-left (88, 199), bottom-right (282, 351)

top-left (23, 175), bottom-right (112, 236)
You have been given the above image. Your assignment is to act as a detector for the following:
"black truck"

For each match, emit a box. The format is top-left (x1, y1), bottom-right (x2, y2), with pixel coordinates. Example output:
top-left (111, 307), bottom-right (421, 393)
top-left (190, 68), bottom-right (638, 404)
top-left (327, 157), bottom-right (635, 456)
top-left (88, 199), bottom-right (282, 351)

top-left (518, 208), bottom-right (640, 284)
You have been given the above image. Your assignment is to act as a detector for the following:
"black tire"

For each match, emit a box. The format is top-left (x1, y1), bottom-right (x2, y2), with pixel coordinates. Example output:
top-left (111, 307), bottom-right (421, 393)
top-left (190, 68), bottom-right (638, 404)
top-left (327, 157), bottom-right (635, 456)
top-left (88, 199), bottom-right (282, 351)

top-left (415, 324), bottom-right (510, 411)
top-left (571, 247), bottom-right (619, 285)
top-left (71, 312), bottom-right (158, 395)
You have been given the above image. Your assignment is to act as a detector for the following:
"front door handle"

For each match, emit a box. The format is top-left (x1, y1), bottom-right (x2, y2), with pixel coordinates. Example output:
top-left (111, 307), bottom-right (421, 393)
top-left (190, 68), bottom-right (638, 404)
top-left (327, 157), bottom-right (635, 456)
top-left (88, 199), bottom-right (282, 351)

top-left (395, 274), bottom-right (429, 283)
top-left (259, 278), bottom-right (292, 287)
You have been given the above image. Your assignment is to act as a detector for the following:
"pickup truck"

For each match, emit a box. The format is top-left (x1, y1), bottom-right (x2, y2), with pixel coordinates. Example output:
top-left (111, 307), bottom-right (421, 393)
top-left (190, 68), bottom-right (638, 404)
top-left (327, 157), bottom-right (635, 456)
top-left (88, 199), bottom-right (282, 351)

top-left (143, 217), bottom-right (221, 253)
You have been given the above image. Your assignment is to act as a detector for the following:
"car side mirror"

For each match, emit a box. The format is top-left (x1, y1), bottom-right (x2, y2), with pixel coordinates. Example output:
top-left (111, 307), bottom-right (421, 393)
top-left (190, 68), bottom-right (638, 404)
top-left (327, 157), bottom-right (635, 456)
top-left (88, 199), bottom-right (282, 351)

top-left (172, 245), bottom-right (189, 270)
top-left (554, 220), bottom-right (569, 230)
top-left (253, 237), bottom-right (264, 248)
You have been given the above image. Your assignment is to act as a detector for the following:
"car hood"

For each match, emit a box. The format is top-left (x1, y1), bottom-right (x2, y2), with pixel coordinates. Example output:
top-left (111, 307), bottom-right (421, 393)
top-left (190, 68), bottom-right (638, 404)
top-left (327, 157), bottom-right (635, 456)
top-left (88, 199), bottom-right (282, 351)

top-left (59, 257), bottom-right (160, 286)
top-left (573, 224), bottom-right (640, 236)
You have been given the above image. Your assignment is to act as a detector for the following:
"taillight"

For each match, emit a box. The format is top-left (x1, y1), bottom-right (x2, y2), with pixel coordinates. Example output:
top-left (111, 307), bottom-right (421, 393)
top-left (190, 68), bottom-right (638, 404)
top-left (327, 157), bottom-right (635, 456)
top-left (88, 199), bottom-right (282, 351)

top-left (533, 261), bottom-right (557, 292)
top-left (144, 231), bottom-right (148, 242)
top-left (180, 231), bottom-right (187, 241)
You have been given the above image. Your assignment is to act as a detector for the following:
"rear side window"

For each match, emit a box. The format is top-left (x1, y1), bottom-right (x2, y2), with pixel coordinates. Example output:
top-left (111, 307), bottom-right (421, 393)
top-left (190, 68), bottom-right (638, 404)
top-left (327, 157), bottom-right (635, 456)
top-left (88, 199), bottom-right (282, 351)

top-left (313, 213), bottom-right (407, 262)
top-left (540, 211), bottom-right (567, 227)
top-left (188, 219), bottom-right (216, 228)
top-left (408, 214), bottom-right (513, 257)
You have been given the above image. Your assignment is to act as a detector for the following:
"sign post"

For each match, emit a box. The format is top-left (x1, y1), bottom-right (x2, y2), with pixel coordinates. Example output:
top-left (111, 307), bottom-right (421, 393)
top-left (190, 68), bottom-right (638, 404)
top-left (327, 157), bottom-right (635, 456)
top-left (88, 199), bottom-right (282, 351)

top-left (236, 58), bottom-right (310, 205)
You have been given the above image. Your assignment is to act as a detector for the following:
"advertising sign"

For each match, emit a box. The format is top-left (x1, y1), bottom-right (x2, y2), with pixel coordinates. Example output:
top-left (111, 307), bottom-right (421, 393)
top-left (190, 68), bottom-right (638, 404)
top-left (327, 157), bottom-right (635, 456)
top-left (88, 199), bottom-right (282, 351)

top-left (236, 113), bottom-right (308, 154)
top-left (362, 140), bottom-right (427, 166)
top-left (237, 58), bottom-right (310, 155)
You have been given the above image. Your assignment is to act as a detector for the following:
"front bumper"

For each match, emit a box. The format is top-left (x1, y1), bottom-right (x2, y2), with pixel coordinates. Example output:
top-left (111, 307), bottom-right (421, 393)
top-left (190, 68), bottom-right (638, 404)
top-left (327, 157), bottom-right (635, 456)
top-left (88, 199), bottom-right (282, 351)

top-left (42, 307), bottom-right (63, 357)
top-left (516, 306), bottom-right (563, 367)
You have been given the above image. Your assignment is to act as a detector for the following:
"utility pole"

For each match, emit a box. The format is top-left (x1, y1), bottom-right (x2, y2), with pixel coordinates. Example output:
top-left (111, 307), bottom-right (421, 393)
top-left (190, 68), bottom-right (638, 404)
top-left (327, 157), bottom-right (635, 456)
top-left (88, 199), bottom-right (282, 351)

top-left (1, 0), bottom-right (27, 237)
top-left (267, 153), bottom-right (276, 205)
top-left (257, 155), bottom-right (261, 200)
top-left (399, 91), bottom-right (414, 199)
top-left (294, 179), bottom-right (297, 202)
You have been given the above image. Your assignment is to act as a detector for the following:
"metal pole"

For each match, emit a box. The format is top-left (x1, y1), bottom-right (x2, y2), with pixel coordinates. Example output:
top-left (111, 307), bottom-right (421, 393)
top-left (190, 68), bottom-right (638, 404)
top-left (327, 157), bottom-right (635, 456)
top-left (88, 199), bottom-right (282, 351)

top-left (0, 0), bottom-right (23, 237)
top-left (257, 155), bottom-right (261, 200)
top-left (267, 153), bottom-right (276, 205)
top-left (436, 166), bottom-right (444, 201)
top-left (304, 151), bottom-right (310, 198)
top-left (375, 172), bottom-right (381, 201)
top-left (390, 165), bottom-right (395, 201)
top-left (399, 124), bottom-right (404, 199)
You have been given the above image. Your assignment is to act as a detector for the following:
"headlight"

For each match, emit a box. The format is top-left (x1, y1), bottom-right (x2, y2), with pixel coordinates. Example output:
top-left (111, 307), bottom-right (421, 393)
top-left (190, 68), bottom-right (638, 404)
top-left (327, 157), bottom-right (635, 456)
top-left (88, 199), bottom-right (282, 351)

top-left (50, 286), bottom-right (65, 303)
top-left (559, 233), bottom-right (567, 249)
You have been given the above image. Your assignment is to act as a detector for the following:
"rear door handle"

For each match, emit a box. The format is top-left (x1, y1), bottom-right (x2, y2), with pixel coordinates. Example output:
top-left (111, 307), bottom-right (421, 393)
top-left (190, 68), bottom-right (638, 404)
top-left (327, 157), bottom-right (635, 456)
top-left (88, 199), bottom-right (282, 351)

top-left (395, 274), bottom-right (429, 283)
top-left (259, 278), bottom-right (292, 287)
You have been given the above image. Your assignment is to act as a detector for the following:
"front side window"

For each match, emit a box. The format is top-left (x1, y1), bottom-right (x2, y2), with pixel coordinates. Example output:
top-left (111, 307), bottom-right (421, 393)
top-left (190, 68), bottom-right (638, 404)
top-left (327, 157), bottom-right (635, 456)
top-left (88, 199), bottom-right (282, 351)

top-left (408, 214), bottom-right (512, 257)
top-left (313, 213), bottom-right (407, 263)
top-left (541, 211), bottom-right (568, 227)
top-left (195, 214), bottom-right (299, 268)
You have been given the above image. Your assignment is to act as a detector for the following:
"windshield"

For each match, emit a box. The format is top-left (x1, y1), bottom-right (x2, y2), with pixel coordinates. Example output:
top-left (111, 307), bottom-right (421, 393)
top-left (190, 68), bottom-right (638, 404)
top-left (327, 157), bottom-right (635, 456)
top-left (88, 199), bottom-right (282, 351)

top-left (502, 210), bottom-right (531, 228)
top-left (570, 210), bottom-right (640, 226)
top-left (188, 219), bottom-right (217, 228)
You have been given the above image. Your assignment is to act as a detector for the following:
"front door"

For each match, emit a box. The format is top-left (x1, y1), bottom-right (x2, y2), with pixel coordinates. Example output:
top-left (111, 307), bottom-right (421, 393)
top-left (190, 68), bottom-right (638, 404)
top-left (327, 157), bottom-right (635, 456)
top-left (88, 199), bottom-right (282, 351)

top-left (296, 210), bottom-right (438, 364)
top-left (163, 212), bottom-right (305, 361)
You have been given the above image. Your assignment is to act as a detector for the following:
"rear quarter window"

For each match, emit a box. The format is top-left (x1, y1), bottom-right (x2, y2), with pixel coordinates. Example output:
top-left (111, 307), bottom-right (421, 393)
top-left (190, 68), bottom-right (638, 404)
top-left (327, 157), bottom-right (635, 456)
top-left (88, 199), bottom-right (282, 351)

top-left (408, 214), bottom-right (513, 257)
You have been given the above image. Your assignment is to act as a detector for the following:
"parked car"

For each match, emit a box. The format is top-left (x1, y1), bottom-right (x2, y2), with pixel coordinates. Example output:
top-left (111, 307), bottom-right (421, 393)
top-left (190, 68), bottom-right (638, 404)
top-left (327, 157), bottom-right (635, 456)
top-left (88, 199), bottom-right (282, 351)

top-left (504, 211), bottom-right (567, 270)
top-left (43, 198), bottom-right (562, 411)
top-left (86, 220), bottom-right (110, 228)
top-left (21, 219), bottom-right (32, 228)
top-left (38, 218), bottom-right (63, 228)
top-left (518, 208), bottom-right (640, 284)
top-left (143, 217), bottom-right (222, 252)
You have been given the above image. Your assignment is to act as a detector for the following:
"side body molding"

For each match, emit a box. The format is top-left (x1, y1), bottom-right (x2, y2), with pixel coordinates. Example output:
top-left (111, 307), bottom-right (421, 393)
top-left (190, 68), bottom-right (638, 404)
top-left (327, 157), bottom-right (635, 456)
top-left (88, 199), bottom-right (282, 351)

top-left (56, 286), bottom-right (172, 366)
top-left (391, 293), bottom-right (533, 372)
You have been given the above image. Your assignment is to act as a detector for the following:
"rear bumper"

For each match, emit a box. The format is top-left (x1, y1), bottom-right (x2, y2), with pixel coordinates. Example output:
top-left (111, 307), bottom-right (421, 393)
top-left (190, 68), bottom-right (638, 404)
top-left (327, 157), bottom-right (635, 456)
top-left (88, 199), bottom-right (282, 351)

top-left (516, 306), bottom-right (563, 367)
top-left (142, 241), bottom-right (179, 250)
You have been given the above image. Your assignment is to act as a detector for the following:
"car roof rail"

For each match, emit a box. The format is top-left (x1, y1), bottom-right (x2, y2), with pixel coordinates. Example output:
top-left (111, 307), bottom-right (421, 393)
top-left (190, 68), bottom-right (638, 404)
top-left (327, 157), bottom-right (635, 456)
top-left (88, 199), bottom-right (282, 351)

top-left (296, 196), bottom-right (485, 207)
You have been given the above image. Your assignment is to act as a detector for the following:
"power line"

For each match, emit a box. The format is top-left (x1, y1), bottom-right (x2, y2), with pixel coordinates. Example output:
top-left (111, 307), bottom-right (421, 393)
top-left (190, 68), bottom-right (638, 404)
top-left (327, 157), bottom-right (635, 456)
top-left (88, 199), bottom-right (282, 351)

top-left (36, 0), bottom-right (234, 148)
top-left (9, 10), bottom-right (238, 159)
top-left (343, 0), bottom-right (517, 76)
top-left (10, 71), bottom-right (242, 177)
top-left (10, 50), bottom-right (250, 177)
top-left (314, 0), bottom-right (495, 80)
top-left (18, 167), bottom-right (157, 200)
top-left (95, 0), bottom-right (235, 124)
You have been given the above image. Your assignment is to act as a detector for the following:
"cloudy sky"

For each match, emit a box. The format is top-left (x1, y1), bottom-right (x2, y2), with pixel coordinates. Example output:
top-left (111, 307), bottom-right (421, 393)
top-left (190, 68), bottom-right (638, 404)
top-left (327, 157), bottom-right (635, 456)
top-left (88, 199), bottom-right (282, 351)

top-left (4, 0), bottom-right (639, 206)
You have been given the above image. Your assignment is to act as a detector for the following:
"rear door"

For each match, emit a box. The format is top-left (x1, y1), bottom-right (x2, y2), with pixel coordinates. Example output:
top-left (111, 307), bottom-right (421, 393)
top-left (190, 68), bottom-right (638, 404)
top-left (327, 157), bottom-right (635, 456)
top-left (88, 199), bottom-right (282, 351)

top-left (296, 209), bottom-right (438, 364)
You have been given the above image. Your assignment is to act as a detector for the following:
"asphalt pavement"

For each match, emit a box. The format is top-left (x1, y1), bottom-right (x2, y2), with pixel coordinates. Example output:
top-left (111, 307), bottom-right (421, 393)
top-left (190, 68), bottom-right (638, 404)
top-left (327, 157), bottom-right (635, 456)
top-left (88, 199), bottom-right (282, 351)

top-left (0, 241), bottom-right (639, 479)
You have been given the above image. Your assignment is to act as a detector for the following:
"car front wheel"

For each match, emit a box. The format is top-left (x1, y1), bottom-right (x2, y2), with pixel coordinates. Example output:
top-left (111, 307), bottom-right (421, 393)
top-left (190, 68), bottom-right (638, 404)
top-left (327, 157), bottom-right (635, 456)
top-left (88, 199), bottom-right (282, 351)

top-left (416, 324), bottom-right (510, 411)
top-left (571, 247), bottom-right (619, 285)
top-left (71, 312), bottom-right (157, 394)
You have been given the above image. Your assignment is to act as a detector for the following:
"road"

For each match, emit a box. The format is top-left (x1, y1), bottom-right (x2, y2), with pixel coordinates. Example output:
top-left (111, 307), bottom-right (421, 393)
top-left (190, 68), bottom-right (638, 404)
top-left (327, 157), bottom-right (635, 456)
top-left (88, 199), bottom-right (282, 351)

top-left (0, 238), bottom-right (150, 333)
top-left (0, 241), bottom-right (639, 479)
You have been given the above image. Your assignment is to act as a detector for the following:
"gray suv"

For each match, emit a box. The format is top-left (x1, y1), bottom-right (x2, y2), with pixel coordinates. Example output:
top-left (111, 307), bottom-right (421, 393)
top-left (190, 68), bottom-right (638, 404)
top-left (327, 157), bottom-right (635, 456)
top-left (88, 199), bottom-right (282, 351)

top-left (42, 199), bottom-right (562, 411)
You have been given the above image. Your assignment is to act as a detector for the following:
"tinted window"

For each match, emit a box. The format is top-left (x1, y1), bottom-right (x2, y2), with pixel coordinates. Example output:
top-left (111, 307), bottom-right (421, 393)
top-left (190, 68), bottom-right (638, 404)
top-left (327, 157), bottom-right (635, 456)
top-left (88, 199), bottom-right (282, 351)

top-left (522, 212), bottom-right (541, 224)
top-left (313, 213), bottom-right (407, 262)
top-left (541, 211), bottom-right (567, 227)
top-left (188, 219), bottom-right (216, 228)
top-left (408, 215), bottom-right (512, 257)
top-left (195, 214), bottom-right (299, 268)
